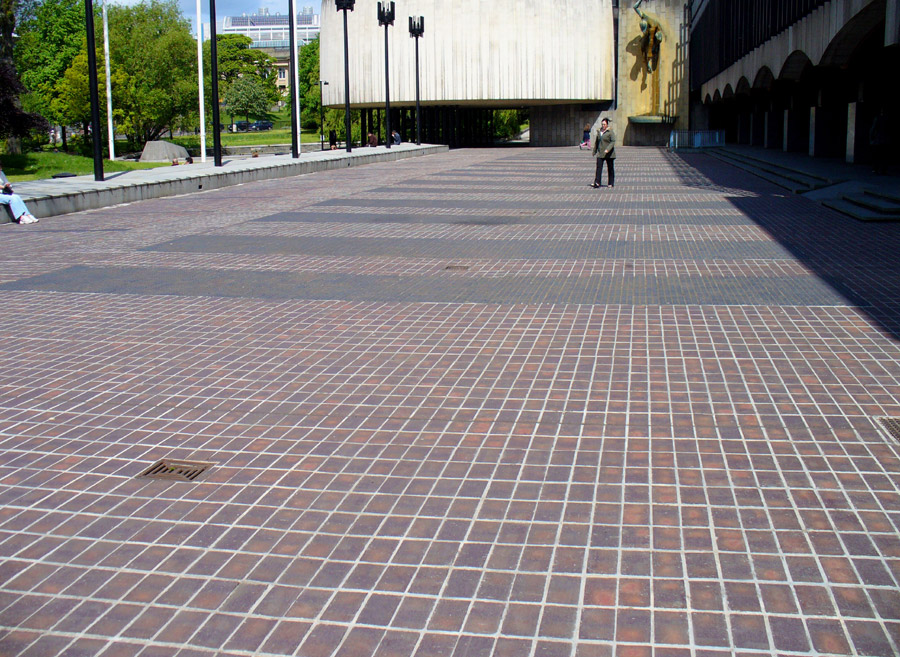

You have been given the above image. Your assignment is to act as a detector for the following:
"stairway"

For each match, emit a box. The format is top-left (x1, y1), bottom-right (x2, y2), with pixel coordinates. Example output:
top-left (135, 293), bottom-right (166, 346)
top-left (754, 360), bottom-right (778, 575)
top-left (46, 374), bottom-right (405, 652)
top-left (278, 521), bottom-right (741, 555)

top-left (823, 189), bottom-right (900, 222)
top-left (708, 147), bottom-right (833, 193)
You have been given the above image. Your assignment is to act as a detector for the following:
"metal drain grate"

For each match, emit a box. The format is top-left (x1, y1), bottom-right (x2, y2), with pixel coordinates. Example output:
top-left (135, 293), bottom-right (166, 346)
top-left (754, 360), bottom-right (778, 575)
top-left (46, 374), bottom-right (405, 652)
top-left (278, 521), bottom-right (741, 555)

top-left (877, 418), bottom-right (900, 444)
top-left (444, 265), bottom-right (469, 271)
top-left (140, 459), bottom-right (213, 482)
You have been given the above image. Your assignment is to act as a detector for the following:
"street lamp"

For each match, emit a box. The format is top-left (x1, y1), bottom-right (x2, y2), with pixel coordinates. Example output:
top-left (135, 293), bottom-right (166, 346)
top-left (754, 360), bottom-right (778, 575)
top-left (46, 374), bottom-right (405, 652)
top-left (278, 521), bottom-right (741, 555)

top-left (209, 0), bottom-right (223, 166)
top-left (84, 0), bottom-right (104, 180)
top-left (288, 0), bottom-right (300, 158)
top-left (409, 16), bottom-right (424, 146)
top-left (335, 0), bottom-right (355, 152)
top-left (319, 80), bottom-right (329, 150)
top-left (377, 1), bottom-right (394, 148)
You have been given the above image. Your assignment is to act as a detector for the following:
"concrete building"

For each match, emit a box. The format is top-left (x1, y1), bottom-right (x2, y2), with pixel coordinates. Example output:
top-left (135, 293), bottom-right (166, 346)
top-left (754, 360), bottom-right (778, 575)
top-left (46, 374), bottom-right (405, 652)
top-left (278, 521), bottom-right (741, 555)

top-left (222, 7), bottom-right (320, 91)
top-left (691, 0), bottom-right (900, 163)
top-left (320, 0), bottom-right (898, 156)
top-left (320, 0), bottom-right (621, 146)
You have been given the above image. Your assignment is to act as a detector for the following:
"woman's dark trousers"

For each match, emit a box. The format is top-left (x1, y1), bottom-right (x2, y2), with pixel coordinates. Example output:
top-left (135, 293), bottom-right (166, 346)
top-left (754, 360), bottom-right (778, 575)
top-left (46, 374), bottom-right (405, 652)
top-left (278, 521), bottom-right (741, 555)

top-left (594, 157), bottom-right (615, 187)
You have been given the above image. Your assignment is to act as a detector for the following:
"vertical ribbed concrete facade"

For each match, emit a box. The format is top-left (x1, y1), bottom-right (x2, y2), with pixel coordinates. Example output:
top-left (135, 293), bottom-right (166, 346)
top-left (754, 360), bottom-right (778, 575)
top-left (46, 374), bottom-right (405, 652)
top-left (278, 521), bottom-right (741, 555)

top-left (320, 0), bottom-right (615, 108)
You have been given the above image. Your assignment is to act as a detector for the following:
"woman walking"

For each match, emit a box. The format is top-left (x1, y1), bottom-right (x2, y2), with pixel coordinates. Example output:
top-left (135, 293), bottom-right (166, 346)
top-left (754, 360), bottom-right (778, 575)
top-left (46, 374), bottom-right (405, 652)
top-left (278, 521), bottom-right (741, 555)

top-left (590, 117), bottom-right (616, 189)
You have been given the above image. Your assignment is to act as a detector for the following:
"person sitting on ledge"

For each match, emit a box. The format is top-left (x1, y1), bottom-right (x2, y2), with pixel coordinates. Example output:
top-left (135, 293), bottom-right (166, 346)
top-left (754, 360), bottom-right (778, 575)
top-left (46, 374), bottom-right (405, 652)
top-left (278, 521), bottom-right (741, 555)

top-left (0, 163), bottom-right (38, 224)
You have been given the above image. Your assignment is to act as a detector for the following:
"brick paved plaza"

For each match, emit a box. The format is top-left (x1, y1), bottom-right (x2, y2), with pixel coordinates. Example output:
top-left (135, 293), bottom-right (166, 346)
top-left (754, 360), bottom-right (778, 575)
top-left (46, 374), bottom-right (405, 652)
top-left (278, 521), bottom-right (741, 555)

top-left (1, 146), bottom-right (899, 657)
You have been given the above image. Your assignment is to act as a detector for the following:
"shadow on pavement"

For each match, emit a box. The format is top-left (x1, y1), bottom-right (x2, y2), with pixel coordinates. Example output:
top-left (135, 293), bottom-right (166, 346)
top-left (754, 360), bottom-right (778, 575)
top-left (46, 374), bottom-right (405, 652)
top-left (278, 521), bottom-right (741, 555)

top-left (671, 151), bottom-right (900, 340)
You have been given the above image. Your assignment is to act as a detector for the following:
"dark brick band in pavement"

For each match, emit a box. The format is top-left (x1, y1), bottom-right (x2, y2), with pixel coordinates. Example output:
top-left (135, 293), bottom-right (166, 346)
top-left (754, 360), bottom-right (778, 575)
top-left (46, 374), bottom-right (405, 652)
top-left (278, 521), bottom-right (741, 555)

top-left (1, 264), bottom-right (858, 306)
top-left (1, 146), bottom-right (899, 657)
top-left (138, 234), bottom-right (796, 261)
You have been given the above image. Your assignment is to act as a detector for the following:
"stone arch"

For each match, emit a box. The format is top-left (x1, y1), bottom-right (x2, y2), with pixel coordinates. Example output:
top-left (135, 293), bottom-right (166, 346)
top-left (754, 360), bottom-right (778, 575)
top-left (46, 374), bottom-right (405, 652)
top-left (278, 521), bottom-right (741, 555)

top-left (704, 93), bottom-right (713, 105)
top-left (735, 76), bottom-right (751, 97)
top-left (779, 50), bottom-right (813, 82)
top-left (712, 89), bottom-right (722, 103)
top-left (722, 84), bottom-right (735, 100)
top-left (819, 0), bottom-right (885, 68)
top-left (752, 66), bottom-right (775, 92)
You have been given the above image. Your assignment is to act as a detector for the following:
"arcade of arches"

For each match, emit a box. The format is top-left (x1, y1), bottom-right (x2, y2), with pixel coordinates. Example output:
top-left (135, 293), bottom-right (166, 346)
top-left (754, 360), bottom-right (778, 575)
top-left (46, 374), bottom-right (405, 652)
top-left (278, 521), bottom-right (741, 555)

top-left (693, 0), bottom-right (900, 164)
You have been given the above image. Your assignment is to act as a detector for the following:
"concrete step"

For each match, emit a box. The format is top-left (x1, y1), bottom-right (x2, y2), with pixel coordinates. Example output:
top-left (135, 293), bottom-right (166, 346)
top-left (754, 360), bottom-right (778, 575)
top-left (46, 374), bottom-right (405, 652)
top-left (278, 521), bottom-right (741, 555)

top-left (720, 148), bottom-right (832, 185)
top-left (865, 189), bottom-right (900, 206)
top-left (707, 149), bottom-right (819, 193)
top-left (822, 198), bottom-right (900, 222)
top-left (843, 191), bottom-right (900, 215)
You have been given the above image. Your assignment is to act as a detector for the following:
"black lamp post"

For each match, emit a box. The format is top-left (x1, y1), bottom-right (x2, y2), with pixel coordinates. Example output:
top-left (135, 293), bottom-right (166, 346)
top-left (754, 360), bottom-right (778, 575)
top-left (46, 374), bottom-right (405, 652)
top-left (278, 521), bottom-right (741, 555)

top-left (319, 80), bottom-right (328, 150)
top-left (288, 0), bottom-right (299, 158)
top-left (335, 0), bottom-right (355, 152)
top-left (377, 1), bottom-right (394, 148)
top-left (209, 0), bottom-right (222, 166)
top-left (84, 0), bottom-right (104, 180)
top-left (409, 16), bottom-right (424, 145)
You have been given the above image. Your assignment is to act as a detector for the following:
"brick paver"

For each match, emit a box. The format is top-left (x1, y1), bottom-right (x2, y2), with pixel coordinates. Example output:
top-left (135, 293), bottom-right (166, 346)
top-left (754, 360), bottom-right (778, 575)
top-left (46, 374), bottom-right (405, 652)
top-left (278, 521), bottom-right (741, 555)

top-left (1, 147), bottom-right (899, 656)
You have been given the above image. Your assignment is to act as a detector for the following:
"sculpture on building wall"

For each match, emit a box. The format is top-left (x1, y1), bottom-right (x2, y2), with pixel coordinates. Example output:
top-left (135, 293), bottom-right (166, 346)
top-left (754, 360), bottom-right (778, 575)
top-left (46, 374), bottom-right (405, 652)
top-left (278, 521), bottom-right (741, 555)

top-left (634, 0), bottom-right (664, 73)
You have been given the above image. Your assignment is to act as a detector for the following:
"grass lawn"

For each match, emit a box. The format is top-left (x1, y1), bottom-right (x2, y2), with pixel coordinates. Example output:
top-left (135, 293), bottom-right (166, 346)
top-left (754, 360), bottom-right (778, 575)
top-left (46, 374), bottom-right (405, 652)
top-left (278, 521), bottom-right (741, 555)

top-left (2, 151), bottom-right (169, 182)
top-left (169, 128), bottom-right (320, 150)
top-left (2, 128), bottom-right (323, 181)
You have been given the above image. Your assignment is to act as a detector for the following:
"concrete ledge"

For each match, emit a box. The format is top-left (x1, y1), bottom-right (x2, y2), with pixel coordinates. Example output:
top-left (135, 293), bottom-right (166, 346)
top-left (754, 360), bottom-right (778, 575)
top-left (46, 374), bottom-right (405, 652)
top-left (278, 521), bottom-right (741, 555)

top-left (6, 144), bottom-right (448, 221)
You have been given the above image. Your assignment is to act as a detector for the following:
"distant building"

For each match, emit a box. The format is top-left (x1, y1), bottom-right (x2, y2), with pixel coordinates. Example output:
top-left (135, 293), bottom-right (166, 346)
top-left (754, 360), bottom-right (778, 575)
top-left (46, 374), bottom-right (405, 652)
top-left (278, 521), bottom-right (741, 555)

top-left (222, 7), bottom-right (320, 91)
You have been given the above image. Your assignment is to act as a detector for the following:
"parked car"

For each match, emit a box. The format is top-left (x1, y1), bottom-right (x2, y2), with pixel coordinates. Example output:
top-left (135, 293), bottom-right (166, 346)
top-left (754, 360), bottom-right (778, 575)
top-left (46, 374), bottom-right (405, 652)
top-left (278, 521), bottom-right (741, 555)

top-left (233, 121), bottom-right (251, 132)
top-left (249, 120), bottom-right (274, 131)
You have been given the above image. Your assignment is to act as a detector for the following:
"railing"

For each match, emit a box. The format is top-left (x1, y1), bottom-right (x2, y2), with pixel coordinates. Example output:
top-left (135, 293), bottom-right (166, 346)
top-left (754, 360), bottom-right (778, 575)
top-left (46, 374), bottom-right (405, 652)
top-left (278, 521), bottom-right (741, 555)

top-left (668, 130), bottom-right (725, 150)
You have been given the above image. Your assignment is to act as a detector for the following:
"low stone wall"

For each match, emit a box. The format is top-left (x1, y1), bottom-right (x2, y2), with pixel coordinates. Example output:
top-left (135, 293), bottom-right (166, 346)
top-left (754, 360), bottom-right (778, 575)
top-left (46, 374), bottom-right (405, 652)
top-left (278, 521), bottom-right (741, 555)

top-left (6, 145), bottom-right (447, 222)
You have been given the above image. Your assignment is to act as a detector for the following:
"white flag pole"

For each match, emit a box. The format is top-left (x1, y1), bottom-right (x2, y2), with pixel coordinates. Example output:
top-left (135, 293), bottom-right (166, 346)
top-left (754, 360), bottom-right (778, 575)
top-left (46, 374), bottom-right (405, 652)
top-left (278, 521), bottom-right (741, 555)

top-left (197, 0), bottom-right (207, 162)
top-left (102, 0), bottom-right (114, 160)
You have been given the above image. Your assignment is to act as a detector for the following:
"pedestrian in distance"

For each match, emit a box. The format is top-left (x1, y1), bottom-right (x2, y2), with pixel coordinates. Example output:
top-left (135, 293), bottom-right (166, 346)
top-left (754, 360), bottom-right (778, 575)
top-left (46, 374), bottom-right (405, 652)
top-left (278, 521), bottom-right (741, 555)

top-left (590, 117), bottom-right (616, 188)
top-left (367, 132), bottom-right (378, 147)
top-left (579, 123), bottom-right (591, 149)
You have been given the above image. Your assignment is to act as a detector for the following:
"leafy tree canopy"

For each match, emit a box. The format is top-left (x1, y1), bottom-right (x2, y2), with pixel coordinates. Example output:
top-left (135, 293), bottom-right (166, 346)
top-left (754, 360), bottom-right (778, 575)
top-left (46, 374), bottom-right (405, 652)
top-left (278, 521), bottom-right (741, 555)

top-left (223, 75), bottom-right (270, 122)
top-left (14, 0), bottom-right (84, 119)
top-left (105, 0), bottom-right (197, 147)
top-left (212, 33), bottom-right (277, 101)
top-left (1, 0), bottom-right (48, 141)
top-left (0, 56), bottom-right (48, 139)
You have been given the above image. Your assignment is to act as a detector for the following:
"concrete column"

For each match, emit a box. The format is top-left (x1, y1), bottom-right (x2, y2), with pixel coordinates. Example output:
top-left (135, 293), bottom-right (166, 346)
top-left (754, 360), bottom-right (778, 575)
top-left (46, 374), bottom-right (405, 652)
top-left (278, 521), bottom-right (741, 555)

top-left (783, 110), bottom-right (789, 152)
top-left (809, 107), bottom-right (817, 157)
top-left (846, 102), bottom-right (857, 163)
top-left (887, 0), bottom-right (899, 47)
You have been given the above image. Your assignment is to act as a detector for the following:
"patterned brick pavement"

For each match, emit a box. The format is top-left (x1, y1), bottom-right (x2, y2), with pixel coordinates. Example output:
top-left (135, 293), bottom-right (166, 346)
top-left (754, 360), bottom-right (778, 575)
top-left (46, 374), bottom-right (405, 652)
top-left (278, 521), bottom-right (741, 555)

top-left (1, 147), bottom-right (899, 657)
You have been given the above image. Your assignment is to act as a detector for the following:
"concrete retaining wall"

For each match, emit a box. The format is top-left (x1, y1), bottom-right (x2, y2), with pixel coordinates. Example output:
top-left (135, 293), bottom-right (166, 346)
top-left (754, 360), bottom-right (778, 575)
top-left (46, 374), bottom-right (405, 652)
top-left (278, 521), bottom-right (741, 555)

top-left (9, 145), bottom-right (447, 221)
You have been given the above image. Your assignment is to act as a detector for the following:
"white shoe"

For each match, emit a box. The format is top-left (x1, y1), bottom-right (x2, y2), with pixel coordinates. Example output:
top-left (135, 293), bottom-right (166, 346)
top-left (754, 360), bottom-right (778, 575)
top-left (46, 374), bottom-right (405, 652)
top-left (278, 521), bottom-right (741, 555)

top-left (20, 214), bottom-right (38, 224)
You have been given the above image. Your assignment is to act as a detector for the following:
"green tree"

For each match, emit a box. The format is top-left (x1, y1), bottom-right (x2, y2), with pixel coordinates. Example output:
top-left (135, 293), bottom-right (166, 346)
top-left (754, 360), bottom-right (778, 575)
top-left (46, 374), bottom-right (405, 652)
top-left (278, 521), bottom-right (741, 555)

top-left (296, 36), bottom-right (319, 129)
top-left (212, 33), bottom-right (277, 101)
top-left (1, 0), bottom-right (47, 149)
top-left (222, 76), bottom-right (270, 123)
top-left (13, 0), bottom-right (83, 148)
top-left (52, 39), bottom-right (111, 141)
top-left (1, 0), bottom-right (17, 60)
top-left (1, 56), bottom-right (48, 146)
top-left (493, 109), bottom-right (529, 140)
top-left (106, 0), bottom-right (197, 148)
